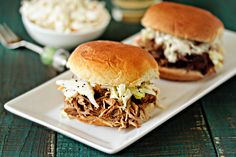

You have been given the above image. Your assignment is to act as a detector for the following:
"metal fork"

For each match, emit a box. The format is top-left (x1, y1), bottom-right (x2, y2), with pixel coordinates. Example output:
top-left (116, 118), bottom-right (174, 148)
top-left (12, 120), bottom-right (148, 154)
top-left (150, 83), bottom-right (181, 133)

top-left (0, 24), bottom-right (69, 72)
top-left (0, 23), bottom-right (43, 54)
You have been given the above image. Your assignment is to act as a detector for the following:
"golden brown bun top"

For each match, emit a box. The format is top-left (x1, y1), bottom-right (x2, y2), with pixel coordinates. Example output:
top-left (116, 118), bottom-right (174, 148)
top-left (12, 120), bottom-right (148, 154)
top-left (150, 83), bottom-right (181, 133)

top-left (142, 2), bottom-right (224, 42)
top-left (67, 41), bottom-right (159, 86)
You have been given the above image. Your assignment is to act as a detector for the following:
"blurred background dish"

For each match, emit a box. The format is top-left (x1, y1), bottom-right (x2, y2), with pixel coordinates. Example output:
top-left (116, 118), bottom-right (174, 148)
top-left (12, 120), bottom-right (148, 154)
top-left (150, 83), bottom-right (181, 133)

top-left (20, 0), bottom-right (111, 49)
top-left (21, 16), bottom-right (110, 49)
top-left (112, 0), bottom-right (161, 23)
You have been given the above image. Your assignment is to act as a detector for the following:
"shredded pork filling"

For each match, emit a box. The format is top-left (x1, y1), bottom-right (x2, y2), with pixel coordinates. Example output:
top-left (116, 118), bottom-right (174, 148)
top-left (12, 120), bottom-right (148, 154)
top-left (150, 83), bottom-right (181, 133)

top-left (63, 85), bottom-right (158, 128)
top-left (140, 39), bottom-right (214, 74)
top-left (138, 28), bottom-right (223, 75)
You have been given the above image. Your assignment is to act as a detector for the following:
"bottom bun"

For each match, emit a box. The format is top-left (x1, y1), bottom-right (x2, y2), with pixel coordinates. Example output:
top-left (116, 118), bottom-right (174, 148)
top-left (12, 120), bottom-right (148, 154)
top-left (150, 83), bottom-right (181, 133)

top-left (159, 67), bottom-right (205, 81)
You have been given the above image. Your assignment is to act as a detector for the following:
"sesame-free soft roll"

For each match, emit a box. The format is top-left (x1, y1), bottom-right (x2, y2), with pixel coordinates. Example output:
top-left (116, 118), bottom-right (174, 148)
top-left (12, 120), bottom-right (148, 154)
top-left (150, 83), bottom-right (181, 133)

top-left (137, 2), bottom-right (224, 81)
top-left (56, 41), bottom-right (160, 128)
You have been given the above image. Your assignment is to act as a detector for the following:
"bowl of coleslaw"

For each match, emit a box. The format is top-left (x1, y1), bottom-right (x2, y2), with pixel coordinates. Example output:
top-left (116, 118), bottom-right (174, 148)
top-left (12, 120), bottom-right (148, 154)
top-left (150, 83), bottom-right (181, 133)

top-left (20, 0), bottom-right (111, 49)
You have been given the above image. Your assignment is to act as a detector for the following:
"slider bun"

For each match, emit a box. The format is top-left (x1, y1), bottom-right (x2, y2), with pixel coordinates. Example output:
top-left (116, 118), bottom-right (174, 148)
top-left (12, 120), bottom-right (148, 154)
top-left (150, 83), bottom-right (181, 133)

top-left (142, 2), bottom-right (224, 42)
top-left (67, 41), bottom-right (159, 86)
top-left (159, 67), bottom-right (215, 81)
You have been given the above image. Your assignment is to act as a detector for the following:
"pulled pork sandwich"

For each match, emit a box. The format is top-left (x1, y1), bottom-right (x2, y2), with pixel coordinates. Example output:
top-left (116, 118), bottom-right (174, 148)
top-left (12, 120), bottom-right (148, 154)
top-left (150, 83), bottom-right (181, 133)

top-left (137, 2), bottom-right (224, 81)
top-left (56, 41), bottom-right (160, 128)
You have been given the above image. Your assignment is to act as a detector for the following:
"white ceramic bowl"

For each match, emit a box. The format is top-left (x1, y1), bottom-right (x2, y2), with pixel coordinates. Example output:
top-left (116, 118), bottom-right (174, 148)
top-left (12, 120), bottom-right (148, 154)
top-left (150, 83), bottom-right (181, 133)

top-left (22, 12), bottom-right (110, 49)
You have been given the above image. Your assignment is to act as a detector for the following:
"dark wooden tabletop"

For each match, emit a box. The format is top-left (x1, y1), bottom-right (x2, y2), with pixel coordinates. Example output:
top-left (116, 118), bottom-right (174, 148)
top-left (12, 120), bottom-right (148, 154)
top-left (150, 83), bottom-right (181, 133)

top-left (0, 0), bottom-right (236, 156)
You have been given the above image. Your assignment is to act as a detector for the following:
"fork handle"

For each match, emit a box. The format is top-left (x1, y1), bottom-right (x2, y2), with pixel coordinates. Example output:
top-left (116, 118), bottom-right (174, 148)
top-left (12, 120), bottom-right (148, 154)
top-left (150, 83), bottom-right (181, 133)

top-left (21, 40), bottom-right (44, 54)
top-left (21, 40), bottom-right (70, 72)
top-left (41, 47), bottom-right (70, 72)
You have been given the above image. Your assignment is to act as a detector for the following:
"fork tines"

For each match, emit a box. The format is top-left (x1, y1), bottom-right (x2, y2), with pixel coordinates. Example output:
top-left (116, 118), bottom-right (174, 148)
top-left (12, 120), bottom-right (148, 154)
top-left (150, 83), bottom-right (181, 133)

top-left (0, 24), bottom-right (20, 44)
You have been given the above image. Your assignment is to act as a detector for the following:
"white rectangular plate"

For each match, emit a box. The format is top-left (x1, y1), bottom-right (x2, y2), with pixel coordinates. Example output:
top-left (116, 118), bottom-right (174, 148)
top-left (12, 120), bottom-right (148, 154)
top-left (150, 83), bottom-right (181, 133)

top-left (4, 30), bottom-right (236, 154)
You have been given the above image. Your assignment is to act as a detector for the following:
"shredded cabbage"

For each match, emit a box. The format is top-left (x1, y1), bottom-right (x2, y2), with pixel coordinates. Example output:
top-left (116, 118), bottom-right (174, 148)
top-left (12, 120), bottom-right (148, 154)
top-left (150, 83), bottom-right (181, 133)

top-left (209, 50), bottom-right (223, 67)
top-left (129, 87), bottom-right (145, 99)
top-left (141, 28), bottom-right (223, 65)
top-left (111, 84), bottom-right (132, 109)
top-left (57, 77), bottom-right (159, 110)
top-left (20, 0), bottom-right (109, 33)
top-left (56, 79), bottom-right (99, 108)
top-left (110, 87), bottom-right (119, 99)
top-left (110, 81), bottom-right (159, 109)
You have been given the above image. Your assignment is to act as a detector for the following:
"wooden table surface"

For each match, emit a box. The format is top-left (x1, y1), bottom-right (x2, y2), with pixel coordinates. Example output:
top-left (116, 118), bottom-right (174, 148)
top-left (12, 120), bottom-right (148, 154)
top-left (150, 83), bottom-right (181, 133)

top-left (0, 0), bottom-right (236, 156)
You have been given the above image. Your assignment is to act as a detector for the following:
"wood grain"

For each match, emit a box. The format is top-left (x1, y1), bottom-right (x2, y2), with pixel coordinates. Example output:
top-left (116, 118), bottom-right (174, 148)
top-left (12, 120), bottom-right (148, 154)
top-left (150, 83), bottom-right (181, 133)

top-left (0, 1), bottom-right (58, 155)
top-left (201, 76), bottom-right (236, 156)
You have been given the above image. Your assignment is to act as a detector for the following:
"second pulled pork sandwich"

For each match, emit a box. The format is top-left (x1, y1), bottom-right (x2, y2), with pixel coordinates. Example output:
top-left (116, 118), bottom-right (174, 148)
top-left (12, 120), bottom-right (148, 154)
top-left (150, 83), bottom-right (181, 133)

top-left (137, 2), bottom-right (224, 81)
top-left (56, 41), bottom-right (160, 128)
